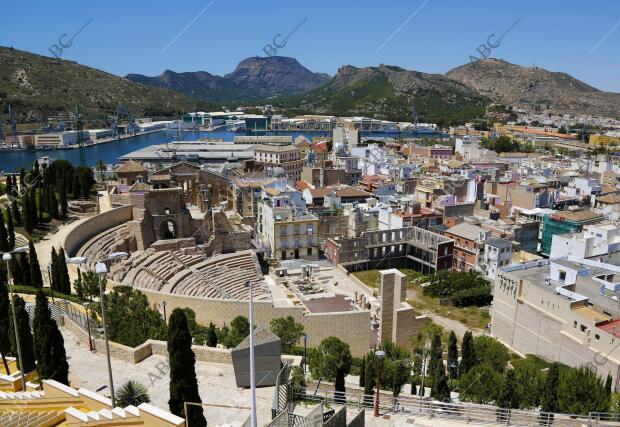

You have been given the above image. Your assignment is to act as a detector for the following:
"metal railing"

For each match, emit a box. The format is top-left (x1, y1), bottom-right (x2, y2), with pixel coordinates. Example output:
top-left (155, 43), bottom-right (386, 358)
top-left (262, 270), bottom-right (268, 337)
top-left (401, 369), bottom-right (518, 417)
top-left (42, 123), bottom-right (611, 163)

top-left (289, 386), bottom-right (620, 427)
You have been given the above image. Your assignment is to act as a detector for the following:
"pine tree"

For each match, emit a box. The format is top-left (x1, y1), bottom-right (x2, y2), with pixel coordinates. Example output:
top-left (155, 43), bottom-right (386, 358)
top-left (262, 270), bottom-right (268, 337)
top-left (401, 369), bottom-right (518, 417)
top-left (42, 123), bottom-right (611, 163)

top-left (0, 278), bottom-right (11, 374)
top-left (32, 290), bottom-right (69, 384)
top-left (18, 253), bottom-right (31, 287)
top-left (447, 331), bottom-right (458, 380)
top-left (458, 331), bottom-right (476, 378)
top-left (0, 211), bottom-right (9, 252)
top-left (168, 308), bottom-right (206, 427)
top-left (9, 295), bottom-right (36, 373)
top-left (28, 241), bottom-right (44, 288)
top-left (6, 208), bottom-right (15, 250)
top-left (57, 248), bottom-right (71, 295)
top-left (11, 199), bottom-right (21, 226)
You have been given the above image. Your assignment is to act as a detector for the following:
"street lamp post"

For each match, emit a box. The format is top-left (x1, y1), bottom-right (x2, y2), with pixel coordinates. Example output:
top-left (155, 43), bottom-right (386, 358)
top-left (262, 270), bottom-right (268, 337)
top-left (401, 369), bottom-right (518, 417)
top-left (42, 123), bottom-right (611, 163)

top-left (245, 280), bottom-right (257, 427)
top-left (96, 261), bottom-right (116, 407)
top-left (93, 251), bottom-right (128, 408)
top-left (161, 301), bottom-right (167, 324)
top-left (374, 350), bottom-right (386, 417)
top-left (303, 334), bottom-right (308, 373)
top-left (3, 246), bottom-right (30, 391)
top-left (46, 264), bottom-right (55, 303)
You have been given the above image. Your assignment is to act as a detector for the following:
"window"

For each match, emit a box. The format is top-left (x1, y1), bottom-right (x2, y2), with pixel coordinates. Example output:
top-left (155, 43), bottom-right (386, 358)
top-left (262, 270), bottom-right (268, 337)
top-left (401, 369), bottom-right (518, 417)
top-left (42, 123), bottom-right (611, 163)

top-left (580, 324), bottom-right (587, 333)
top-left (573, 321), bottom-right (577, 329)
top-left (595, 334), bottom-right (601, 341)
top-left (559, 270), bottom-right (566, 282)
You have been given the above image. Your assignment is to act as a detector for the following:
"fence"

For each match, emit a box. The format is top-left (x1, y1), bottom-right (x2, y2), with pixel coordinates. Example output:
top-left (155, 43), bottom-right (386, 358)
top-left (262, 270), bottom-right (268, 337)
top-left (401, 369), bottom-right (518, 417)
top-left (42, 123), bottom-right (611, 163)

top-left (290, 386), bottom-right (620, 427)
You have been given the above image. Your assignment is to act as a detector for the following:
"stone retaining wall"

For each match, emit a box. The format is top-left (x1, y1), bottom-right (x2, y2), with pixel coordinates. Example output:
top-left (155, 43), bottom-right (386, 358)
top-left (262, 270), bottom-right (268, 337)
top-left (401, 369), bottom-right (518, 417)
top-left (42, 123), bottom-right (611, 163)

top-left (63, 314), bottom-right (234, 364)
top-left (63, 205), bottom-right (133, 256)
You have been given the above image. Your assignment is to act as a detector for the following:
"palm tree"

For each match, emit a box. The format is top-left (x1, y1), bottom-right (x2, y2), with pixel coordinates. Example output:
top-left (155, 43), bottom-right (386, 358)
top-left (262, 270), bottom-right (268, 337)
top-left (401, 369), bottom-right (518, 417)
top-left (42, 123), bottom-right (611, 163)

top-left (116, 380), bottom-right (151, 407)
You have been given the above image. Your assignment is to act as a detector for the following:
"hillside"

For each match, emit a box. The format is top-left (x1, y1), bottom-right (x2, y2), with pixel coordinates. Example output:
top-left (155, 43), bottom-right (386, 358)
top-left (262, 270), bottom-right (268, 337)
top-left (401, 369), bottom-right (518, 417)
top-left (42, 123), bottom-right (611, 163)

top-left (0, 46), bottom-right (210, 124)
top-left (270, 64), bottom-right (490, 125)
top-left (446, 58), bottom-right (620, 118)
top-left (126, 56), bottom-right (330, 102)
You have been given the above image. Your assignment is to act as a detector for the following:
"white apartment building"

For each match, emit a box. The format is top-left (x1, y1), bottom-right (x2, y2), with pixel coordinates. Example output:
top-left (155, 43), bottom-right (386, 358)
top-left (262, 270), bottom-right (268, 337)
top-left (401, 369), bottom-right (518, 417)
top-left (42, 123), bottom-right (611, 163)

top-left (483, 238), bottom-right (512, 281)
top-left (551, 223), bottom-right (620, 259)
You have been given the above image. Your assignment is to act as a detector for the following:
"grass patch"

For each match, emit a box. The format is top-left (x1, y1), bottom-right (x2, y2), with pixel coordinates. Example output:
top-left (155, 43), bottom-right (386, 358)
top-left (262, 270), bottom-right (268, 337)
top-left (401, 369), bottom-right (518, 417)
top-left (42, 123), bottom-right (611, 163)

top-left (352, 268), bottom-right (490, 330)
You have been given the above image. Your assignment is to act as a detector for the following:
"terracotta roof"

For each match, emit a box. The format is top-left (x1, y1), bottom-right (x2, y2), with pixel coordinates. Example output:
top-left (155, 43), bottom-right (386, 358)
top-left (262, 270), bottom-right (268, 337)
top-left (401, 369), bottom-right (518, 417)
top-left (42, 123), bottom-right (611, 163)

top-left (115, 160), bottom-right (147, 173)
top-left (296, 180), bottom-right (312, 191)
top-left (128, 182), bottom-right (153, 192)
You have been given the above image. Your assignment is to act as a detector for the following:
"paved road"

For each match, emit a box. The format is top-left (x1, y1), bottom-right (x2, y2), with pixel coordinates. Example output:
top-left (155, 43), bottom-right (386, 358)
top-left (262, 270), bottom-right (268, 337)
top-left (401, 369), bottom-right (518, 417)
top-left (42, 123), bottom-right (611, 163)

top-left (62, 326), bottom-right (274, 426)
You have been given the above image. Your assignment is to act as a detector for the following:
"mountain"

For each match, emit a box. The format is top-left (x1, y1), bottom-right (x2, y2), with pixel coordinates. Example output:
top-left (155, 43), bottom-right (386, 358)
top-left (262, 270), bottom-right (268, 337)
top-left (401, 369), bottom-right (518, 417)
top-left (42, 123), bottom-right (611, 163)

top-left (126, 56), bottom-right (330, 102)
top-left (446, 58), bottom-right (620, 118)
top-left (270, 64), bottom-right (490, 125)
top-left (0, 46), bottom-right (211, 123)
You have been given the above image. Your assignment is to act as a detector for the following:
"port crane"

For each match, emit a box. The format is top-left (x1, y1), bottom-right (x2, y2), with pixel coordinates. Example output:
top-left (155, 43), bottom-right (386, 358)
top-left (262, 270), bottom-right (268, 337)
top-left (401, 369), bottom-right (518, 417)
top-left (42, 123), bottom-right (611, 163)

top-left (411, 104), bottom-right (419, 129)
top-left (111, 105), bottom-right (137, 138)
top-left (6, 105), bottom-right (17, 147)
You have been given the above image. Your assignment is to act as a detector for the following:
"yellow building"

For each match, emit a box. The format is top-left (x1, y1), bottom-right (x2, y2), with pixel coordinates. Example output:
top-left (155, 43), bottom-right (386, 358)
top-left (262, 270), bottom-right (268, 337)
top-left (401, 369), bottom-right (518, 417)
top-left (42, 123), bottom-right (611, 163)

top-left (589, 134), bottom-right (620, 146)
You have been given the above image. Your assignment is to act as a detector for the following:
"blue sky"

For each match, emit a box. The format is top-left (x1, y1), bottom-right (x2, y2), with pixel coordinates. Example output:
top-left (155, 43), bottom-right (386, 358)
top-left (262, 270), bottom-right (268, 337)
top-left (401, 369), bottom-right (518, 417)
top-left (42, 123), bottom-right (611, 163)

top-left (3, 0), bottom-right (620, 91)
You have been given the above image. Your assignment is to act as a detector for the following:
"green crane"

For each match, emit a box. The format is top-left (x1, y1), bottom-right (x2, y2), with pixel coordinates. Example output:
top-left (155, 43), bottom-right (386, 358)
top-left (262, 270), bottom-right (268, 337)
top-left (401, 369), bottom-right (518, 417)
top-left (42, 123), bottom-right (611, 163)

top-left (74, 104), bottom-right (86, 166)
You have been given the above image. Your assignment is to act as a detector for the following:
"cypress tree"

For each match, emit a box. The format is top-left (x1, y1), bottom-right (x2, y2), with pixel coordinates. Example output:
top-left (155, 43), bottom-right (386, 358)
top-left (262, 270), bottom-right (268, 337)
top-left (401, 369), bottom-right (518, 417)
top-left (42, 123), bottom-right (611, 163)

top-left (48, 190), bottom-right (58, 220)
top-left (540, 363), bottom-right (560, 424)
top-left (28, 241), bottom-right (44, 288)
top-left (9, 255), bottom-right (22, 286)
top-left (18, 253), bottom-right (31, 287)
top-left (59, 177), bottom-right (68, 218)
top-left (29, 188), bottom-right (38, 229)
top-left (428, 333), bottom-right (443, 380)
top-left (6, 175), bottom-right (13, 197)
top-left (0, 277), bottom-right (11, 374)
top-left (23, 192), bottom-right (33, 234)
top-left (606, 373), bottom-right (613, 395)
top-left (206, 322), bottom-right (217, 347)
top-left (447, 331), bottom-right (458, 380)
top-left (9, 295), bottom-right (36, 373)
top-left (497, 369), bottom-right (516, 409)
top-left (33, 290), bottom-right (69, 385)
top-left (11, 199), bottom-right (21, 226)
top-left (57, 248), bottom-right (71, 295)
top-left (50, 247), bottom-right (59, 292)
top-left (72, 172), bottom-right (81, 199)
top-left (359, 356), bottom-right (366, 387)
top-left (0, 211), bottom-right (9, 252)
top-left (431, 363), bottom-right (450, 401)
top-left (38, 191), bottom-right (45, 223)
top-left (168, 308), bottom-right (206, 427)
top-left (6, 208), bottom-right (15, 250)
top-left (458, 331), bottom-right (476, 378)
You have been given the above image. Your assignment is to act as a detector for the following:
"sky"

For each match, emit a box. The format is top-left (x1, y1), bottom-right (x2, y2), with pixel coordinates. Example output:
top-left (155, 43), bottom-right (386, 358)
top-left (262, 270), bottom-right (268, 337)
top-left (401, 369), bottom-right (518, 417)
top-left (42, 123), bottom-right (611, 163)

top-left (2, 0), bottom-right (620, 91)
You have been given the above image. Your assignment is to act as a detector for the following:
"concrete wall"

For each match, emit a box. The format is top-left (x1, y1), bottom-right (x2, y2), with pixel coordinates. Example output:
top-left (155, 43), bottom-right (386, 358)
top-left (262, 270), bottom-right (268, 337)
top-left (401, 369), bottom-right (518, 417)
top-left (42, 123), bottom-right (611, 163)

top-left (63, 205), bottom-right (133, 256)
top-left (136, 287), bottom-right (371, 356)
top-left (63, 314), bottom-right (232, 364)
